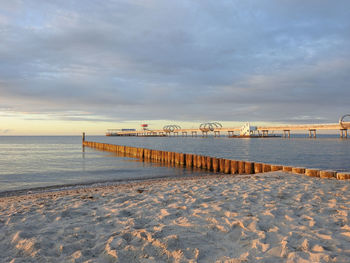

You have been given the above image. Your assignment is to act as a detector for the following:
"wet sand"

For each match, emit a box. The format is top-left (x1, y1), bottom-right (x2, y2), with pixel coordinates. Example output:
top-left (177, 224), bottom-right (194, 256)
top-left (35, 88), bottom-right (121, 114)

top-left (1, 172), bottom-right (349, 262)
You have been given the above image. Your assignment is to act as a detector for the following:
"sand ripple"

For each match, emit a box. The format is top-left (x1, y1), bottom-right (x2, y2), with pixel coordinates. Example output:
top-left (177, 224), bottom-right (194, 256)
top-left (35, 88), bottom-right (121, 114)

top-left (0, 172), bottom-right (349, 262)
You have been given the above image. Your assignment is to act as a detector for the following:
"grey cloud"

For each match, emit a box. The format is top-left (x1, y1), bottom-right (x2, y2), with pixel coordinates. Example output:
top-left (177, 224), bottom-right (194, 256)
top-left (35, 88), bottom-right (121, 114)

top-left (0, 0), bottom-right (350, 126)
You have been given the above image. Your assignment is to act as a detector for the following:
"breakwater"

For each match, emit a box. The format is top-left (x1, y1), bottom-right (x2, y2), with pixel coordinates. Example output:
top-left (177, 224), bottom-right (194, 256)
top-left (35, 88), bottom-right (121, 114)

top-left (83, 139), bottom-right (350, 180)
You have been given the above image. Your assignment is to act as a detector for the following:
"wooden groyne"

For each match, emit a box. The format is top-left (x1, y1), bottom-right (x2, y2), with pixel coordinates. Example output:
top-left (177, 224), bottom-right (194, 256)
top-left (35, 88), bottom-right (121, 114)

top-left (82, 138), bottom-right (350, 180)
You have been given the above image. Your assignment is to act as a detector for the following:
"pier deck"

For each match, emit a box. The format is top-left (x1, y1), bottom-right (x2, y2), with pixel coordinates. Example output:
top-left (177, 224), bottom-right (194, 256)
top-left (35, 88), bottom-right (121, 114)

top-left (110, 122), bottom-right (350, 138)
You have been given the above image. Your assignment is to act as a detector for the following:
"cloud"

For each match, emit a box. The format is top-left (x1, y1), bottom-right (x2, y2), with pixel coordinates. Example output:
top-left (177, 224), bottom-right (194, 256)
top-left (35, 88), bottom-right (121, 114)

top-left (0, 0), bottom-right (350, 126)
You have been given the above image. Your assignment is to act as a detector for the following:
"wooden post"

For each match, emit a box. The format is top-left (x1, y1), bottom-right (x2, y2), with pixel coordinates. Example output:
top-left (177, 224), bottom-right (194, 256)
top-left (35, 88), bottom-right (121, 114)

top-left (292, 167), bottom-right (306, 174)
top-left (206, 157), bottom-right (213, 171)
top-left (262, 164), bottom-right (271, 172)
top-left (201, 156), bottom-right (207, 169)
top-left (219, 159), bottom-right (225, 173)
top-left (147, 149), bottom-right (152, 160)
top-left (82, 132), bottom-right (85, 143)
top-left (139, 148), bottom-right (144, 159)
top-left (175, 153), bottom-right (180, 165)
top-left (171, 152), bottom-right (175, 165)
top-left (196, 155), bottom-right (202, 168)
top-left (180, 153), bottom-right (186, 166)
top-left (193, 155), bottom-right (198, 167)
top-left (254, 163), bottom-right (263, 173)
top-left (224, 159), bottom-right (231, 174)
top-left (238, 161), bottom-right (245, 174)
top-left (245, 162), bottom-right (254, 174)
top-left (212, 158), bottom-right (219, 172)
top-left (271, 165), bottom-right (283, 171)
top-left (319, 170), bottom-right (336, 178)
top-left (336, 172), bottom-right (350, 180)
top-left (167, 152), bottom-right (172, 164)
top-left (283, 166), bottom-right (293, 172)
top-left (230, 160), bottom-right (238, 174)
top-left (305, 169), bottom-right (320, 177)
top-left (186, 154), bottom-right (193, 167)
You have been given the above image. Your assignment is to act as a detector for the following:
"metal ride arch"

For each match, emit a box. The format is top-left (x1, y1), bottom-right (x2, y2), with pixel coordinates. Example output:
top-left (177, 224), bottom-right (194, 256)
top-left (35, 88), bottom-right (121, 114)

top-left (163, 125), bottom-right (181, 133)
top-left (339, 114), bottom-right (350, 129)
top-left (199, 122), bottom-right (222, 132)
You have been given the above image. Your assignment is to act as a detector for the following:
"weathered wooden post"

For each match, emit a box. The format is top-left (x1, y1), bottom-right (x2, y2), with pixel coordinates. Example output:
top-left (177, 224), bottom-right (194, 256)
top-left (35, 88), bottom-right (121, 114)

top-left (238, 161), bottom-right (245, 174)
top-left (180, 153), bottom-right (186, 166)
top-left (245, 162), bottom-right (254, 174)
top-left (175, 153), bottom-right (180, 165)
top-left (139, 148), bottom-right (144, 159)
top-left (82, 132), bottom-right (85, 144)
top-left (201, 156), bottom-right (207, 169)
top-left (193, 155), bottom-right (198, 167)
top-left (262, 163), bottom-right (271, 172)
top-left (283, 166), bottom-right (293, 172)
top-left (305, 169), bottom-right (320, 177)
top-left (196, 155), bottom-right (202, 168)
top-left (336, 172), bottom-right (350, 180)
top-left (219, 159), bottom-right (225, 173)
top-left (167, 152), bottom-right (172, 164)
top-left (230, 160), bottom-right (238, 174)
top-left (206, 157), bottom-right (213, 171)
top-left (224, 159), bottom-right (231, 174)
top-left (186, 154), bottom-right (193, 167)
top-left (319, 170), bottom-right (336, 178)
top-left (254, 163), bottom-right (263, 173)
top-left (212, 158), bottom-right (219, 172)
top-left (271, 165), bottom-right (283, 171)
top-left (292, 167), bottom-right (305, 174)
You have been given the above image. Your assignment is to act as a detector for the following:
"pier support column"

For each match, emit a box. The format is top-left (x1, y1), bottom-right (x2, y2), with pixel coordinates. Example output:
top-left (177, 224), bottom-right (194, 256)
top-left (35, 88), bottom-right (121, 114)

top-left (214, 131), bottom-right (220, 137)
top-left (340, 129), bottom-right (348, 138)
top-left (283, 130), bottom-right (290, 138)
top-left (261, 130), bottom-right (268, 137)
top-left (191, 131), bottom-right (197, 137)
top-left (182, 132), bottom-right (187, 137)
top-left (228, 131), bottom-right (234, 137)
top-left (82, 132), bottom-right (85, 143)
top-left (309, 129), bottom-right (316, 138)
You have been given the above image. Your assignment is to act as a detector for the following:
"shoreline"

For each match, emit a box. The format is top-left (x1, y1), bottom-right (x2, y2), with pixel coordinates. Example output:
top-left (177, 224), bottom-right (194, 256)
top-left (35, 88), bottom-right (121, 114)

top-left (1, 171), bottom-right (349, 262)
top-left (0, 173), bottom-right (213, 198)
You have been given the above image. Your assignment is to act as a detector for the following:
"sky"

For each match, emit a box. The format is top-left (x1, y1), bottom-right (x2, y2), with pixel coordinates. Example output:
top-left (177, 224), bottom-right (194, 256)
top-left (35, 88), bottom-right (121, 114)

top-left (1, 0), bottom-right (350, 135)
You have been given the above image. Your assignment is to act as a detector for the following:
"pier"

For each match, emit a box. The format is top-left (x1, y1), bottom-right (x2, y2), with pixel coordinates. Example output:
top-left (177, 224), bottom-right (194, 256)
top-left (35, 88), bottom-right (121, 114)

top-left (107, 115), bottom-right (350, 138)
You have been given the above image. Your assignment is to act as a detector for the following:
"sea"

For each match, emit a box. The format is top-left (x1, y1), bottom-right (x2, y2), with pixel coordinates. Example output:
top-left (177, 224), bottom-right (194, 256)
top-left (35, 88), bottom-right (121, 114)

top-left (0, 135), bottom-right (349, 194)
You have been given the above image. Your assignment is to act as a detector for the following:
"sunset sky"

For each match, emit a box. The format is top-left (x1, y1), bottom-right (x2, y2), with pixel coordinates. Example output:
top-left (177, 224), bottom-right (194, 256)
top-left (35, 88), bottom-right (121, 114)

top-left (1, 1), bottom-right (350, 135)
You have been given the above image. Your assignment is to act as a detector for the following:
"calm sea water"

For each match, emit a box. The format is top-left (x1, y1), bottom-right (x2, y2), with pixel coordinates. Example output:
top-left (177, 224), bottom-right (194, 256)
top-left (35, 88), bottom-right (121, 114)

top-left (0, 135), bottom-right (349, 193)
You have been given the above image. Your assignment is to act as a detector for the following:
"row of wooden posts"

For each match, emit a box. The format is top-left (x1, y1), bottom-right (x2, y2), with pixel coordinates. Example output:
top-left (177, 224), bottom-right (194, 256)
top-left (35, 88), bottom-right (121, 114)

top-left (82, 140), bottom-right (350, 180)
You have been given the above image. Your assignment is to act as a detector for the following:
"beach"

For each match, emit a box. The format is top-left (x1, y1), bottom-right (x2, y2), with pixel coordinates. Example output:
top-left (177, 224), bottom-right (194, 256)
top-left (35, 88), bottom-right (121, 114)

top-left (1, 172), bottom-right (350, 262)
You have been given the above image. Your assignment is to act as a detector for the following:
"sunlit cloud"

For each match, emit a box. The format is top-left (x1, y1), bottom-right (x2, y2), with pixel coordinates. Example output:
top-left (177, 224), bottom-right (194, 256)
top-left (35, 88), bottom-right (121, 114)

top-left (0, 0), bottom-right (350, 134)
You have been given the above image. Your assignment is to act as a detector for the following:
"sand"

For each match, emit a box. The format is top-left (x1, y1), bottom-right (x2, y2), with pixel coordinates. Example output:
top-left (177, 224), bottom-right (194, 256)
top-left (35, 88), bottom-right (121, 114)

top-left (0, 171), bottom-right (349, 262)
